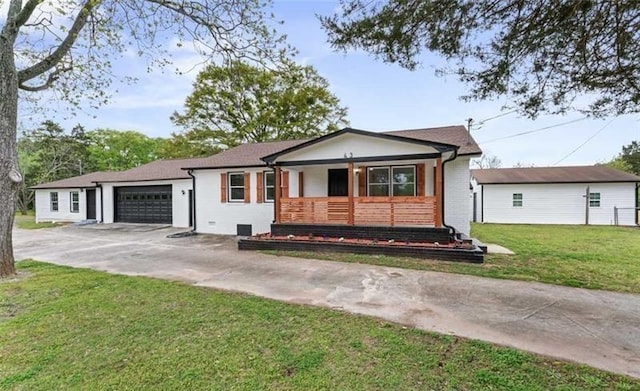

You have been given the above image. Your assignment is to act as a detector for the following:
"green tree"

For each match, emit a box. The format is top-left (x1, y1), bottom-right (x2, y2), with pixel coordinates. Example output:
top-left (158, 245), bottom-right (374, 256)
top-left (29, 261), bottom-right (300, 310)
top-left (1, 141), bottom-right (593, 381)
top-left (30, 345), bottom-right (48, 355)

top-left (86, 129), bottom-right (165, 171)
top-left (16, 121), bottom-right (89, 214)
top-left (171, 60), bottom-right (349, 150)
top-left (605, 157), bottom-right (634, 174)
top-left (157, 131), bottom-right (222, 159)
top-left (321, 1), bottom-right (640, 118)
top-left (619, 141), bottom-right (640, 176)
top-left (1, 0), bottom-right (287, 277)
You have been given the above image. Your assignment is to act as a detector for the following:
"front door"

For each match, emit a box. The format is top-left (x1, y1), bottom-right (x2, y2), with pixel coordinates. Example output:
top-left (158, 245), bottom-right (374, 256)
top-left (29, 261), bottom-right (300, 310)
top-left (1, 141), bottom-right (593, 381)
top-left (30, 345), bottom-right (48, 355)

top-left (86, 189), bottom-right (96, 220)
top-left (328, 168), bottom-right (348, 196)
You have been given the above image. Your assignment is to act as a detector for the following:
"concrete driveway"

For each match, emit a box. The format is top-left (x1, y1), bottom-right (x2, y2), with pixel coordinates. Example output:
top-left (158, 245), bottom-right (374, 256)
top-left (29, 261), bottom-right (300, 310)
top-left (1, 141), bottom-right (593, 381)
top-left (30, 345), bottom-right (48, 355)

top-left (12, 224), bottom-right (640, 379)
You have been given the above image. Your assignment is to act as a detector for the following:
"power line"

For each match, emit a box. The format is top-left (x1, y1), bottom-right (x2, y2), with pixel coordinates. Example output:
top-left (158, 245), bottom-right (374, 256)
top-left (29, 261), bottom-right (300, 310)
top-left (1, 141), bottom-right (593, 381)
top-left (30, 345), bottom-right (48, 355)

top-left (476, 109), bottom-right (518, 126)
top-left (479, 117), bottom-right (588, 144)
top-left (553, 118), bottom-right (616, 166)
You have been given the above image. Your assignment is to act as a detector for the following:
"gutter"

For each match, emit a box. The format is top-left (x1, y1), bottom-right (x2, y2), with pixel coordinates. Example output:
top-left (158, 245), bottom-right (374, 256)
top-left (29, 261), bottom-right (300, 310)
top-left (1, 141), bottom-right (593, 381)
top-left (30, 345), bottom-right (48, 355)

top-left (97, 183), bottom-right (104, 223)
top-left (187, 169), bottom-right (197, 232)
top-left (441, 148), bottom-right (459, 239)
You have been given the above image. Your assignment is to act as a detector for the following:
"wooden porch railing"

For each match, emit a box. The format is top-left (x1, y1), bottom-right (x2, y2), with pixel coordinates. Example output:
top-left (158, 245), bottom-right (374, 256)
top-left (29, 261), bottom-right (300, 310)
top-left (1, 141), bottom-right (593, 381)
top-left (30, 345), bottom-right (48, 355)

top-left (280, 197), bottom-right (350, 224)
top-left (279, 196), bottom-right (436, 226)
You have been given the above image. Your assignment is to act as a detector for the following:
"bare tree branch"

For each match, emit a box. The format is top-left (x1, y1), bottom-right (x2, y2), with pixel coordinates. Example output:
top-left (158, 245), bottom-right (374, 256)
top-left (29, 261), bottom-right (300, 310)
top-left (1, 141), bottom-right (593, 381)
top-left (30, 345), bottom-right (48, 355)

top-left (17, 0), bottom-right (98, 84)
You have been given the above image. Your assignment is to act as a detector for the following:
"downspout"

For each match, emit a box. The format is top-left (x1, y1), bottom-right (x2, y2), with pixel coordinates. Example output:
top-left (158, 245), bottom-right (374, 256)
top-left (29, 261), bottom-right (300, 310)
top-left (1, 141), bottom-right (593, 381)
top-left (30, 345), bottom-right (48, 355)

top-left (187, 169), bottom-right (196, 232)
top-left (97, 183), bottom-right (104, 223)
top-left (480, 185), bottom-right (484, 223)
top-left (635, 182), bottom-right (640, 225)
top-left (266, 162), bottom-right (277, 223)
top-left (441, 148), bottom-right (459, 239)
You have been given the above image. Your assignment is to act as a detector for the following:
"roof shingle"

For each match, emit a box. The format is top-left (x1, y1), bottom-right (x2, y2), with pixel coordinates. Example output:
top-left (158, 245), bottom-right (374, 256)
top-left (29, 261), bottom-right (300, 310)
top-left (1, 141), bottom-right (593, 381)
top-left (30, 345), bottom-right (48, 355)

top-left (472, 166), bottom-right (640, 184)
top-left (184, 125), bottom-right (481, 169)
top-left (384, 125), bottom-right (481, 156)
top-left (31, 171), bottom-right (113, 189)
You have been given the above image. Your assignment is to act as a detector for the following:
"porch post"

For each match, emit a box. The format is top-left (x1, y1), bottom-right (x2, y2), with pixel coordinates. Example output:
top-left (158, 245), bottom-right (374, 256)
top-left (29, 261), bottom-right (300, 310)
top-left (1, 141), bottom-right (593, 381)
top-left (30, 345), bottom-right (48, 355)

top-left (274, 165), bottom-right (281, 224)
top-left (435, 157), bottom-right (443, 227)
top-left (347, 162), bottom-right (354, 225)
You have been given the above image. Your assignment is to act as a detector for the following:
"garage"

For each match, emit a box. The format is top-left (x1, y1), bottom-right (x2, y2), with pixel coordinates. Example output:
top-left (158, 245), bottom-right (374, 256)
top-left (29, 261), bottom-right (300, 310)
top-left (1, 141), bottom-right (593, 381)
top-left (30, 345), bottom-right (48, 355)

top-left (114, 185), bottom-right (172, 224)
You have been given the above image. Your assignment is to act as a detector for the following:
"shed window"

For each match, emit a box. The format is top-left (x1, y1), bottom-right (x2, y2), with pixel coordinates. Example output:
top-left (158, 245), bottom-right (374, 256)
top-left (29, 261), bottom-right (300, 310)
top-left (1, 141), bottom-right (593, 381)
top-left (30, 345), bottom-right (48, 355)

top-left (50, 192), bottom-right (59, 212)
top-left (228, 172), bottom-right (245, 202)
top-left (368, 166), bottom-right (416, 196)
top-left (589, 192), bottom-right (601, 207)
top-left (70, 191), bottom-right (80, 213)
top-left (264, 171), bottom-right (275, 202)
top-left (512, 193), bottom-right (523, 207)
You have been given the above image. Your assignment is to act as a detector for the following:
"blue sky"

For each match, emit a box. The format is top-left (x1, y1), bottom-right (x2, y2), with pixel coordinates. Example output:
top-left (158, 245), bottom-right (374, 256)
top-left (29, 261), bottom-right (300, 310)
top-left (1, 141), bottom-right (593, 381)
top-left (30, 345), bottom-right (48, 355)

top-left (19, 0), bottom-right (640, 167)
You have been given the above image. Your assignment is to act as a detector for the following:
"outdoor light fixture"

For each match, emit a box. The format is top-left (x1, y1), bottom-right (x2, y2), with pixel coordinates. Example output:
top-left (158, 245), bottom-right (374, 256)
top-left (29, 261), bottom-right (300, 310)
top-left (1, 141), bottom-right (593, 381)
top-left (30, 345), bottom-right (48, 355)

top-left (181, 190), bottom-right (186, 195)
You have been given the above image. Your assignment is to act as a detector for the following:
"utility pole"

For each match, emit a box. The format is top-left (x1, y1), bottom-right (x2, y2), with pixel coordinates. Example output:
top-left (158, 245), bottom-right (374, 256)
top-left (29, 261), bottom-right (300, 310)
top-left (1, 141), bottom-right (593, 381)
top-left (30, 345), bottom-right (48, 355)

top-left (584, 186), bottom-right (590, 225)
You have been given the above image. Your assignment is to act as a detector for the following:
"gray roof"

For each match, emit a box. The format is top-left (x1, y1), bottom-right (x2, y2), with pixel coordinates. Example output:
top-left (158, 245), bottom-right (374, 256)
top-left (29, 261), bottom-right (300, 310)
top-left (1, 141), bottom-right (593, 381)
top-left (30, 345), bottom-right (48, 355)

top-left (185, 125), bottom-right (481, 169)
top-left (32, 157), bottom-right (203, 189)
top-left (385, 125), bottom-right (481, 156)
top-left (95, 157), bottom-right (205, 182)
top-left (472, 166), bottom-right (640, 184)
top-left (31, 171), bottom-right (112, 189)
top-left (184, 139), bottom-right (308, 169)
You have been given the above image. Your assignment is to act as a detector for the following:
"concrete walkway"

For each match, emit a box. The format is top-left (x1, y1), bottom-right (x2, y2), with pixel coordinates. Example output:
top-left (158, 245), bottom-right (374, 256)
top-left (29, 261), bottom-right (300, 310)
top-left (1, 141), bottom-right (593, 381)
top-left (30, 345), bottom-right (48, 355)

top-left (12, 225), bottom-right (640, 379)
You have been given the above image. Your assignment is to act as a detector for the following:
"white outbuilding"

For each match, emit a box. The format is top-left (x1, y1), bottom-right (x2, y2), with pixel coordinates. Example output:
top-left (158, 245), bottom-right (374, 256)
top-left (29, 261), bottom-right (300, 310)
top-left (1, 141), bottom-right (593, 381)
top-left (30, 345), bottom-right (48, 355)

top-left (471, 166), bottom-right (640, 226)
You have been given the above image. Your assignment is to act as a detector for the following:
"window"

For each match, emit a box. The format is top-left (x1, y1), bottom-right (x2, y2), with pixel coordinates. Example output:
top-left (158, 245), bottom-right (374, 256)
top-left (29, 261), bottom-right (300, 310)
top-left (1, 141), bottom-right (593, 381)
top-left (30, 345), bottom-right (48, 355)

top-left (50, 192), bottom-right (59, 212)
top-left (228, 172), bottom-right (245, 202)
top-left (589, 192), bottom-right (601, 207)
top-left (512, 193), bottom-right (523, 207)
top-left (368, 166), bottom-right (416, 196)
top-left (264, 171), bottom-right (275, 202)
top-left (70, 191), bottom-right (80, 213)
top-left (392, 166), bottom-right (416, 196)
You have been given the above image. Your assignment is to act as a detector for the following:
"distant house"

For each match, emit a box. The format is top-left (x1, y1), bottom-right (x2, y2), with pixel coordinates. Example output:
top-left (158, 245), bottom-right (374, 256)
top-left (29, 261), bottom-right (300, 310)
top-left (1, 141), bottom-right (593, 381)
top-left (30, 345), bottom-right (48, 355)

top-left (471, 166), bottom-right (640, 226)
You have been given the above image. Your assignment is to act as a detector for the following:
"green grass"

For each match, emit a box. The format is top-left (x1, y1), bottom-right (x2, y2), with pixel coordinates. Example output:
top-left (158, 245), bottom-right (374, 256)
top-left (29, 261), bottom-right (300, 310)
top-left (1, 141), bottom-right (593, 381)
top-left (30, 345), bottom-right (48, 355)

top-left (1, 261), bottom-right (637, 390)
top-left (270, 224), bottom-right (640, 294)
top-left (13, 212), bottom-right (61, 229)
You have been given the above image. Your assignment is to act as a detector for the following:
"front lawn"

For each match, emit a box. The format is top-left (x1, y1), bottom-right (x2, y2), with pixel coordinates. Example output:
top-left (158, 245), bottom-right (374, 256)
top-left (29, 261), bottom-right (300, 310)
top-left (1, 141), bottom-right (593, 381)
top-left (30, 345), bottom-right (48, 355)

top-left (1, 261), bottom-right (636, 390)
top-left (272, 224), bottom-right (640, 293)
top-left (13, 212), bottom-right (61, 229)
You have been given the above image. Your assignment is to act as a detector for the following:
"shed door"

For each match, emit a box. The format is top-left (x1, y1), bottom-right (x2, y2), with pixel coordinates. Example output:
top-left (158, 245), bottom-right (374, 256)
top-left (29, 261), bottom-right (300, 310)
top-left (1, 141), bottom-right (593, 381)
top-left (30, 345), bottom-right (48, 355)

top-left (114, 186), bottom-right (172, 224)
top-left (86, 189), bottom-right (96, 220)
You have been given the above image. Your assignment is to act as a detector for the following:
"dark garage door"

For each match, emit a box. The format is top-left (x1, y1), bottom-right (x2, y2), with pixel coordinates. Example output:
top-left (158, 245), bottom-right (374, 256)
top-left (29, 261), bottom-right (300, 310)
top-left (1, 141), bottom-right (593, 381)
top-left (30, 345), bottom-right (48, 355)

top-left (114, 186), bottom-right (172, 224)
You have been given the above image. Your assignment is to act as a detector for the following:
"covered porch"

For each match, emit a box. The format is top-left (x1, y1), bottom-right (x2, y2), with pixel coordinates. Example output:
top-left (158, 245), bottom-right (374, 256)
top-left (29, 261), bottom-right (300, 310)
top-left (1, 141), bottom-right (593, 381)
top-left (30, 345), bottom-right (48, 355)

top-left (259, 128), bottom-right (455, 232)
top-left (239, 128), bottom-right (483, 263)
top-left (273, 159), bottom-right (444, 228)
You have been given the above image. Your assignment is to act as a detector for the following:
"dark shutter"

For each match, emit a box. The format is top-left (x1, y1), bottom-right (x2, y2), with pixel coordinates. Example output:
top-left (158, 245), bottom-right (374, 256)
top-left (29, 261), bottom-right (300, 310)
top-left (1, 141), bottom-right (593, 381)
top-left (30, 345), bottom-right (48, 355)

top-left (220, 173), bottom-right (227, 203)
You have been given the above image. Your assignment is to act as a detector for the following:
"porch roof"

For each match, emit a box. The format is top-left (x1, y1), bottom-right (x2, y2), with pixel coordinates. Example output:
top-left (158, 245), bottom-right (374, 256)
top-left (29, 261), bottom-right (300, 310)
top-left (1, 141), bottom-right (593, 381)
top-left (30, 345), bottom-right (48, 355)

top-left (261, 128), bottom-right (459, 165)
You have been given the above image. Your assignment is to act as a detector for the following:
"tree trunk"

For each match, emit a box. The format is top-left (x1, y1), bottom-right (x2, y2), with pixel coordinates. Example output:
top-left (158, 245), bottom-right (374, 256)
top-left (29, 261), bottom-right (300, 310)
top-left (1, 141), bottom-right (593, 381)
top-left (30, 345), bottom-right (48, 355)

top-left (0, 35), bottom-right (20, 278)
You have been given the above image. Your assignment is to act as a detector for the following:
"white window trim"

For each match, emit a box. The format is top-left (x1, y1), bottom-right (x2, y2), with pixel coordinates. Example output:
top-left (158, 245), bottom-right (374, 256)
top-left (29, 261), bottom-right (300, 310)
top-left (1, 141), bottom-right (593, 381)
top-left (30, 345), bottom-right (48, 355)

top-left (391, 165), bottom-right (416, 197)
top-left (512, 193), bottom-right (523, 207)
top-left (50, 192), bottom-right (59, 212)
top-left (367, 165), bottom-right (416, 197)
top-left (228, 172), bottom-right (245, 202)
top-left (70, 191), bottom-right (80, 213)
top-left (264, 171), bottom-right (275, 203)
top-left (589, 192), bottom-right (601, 208)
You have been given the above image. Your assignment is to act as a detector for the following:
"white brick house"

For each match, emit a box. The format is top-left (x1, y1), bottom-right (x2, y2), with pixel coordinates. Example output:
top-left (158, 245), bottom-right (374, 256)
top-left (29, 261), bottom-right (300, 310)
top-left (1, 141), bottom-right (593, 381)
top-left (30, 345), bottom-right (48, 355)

top-left (34, 125), bottom-right (482, 236)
